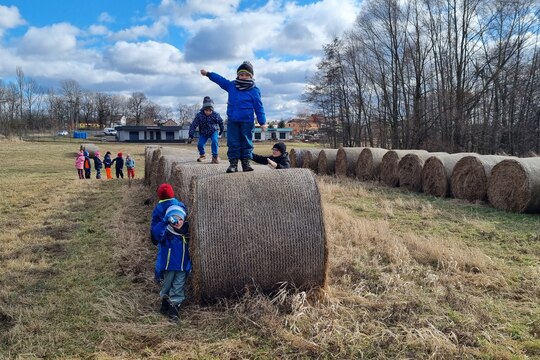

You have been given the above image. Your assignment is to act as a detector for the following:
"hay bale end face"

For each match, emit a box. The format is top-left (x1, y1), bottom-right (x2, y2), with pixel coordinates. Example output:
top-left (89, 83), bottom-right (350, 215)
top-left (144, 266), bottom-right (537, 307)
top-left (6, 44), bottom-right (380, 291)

top-left (398, 152), bottom-right (447, 192)
top-left (317, 149), bottom-right (339, 176)
top-left (356, 148), bottom-right (388, 181)
top-left (144, 145), bottom-right (160, 186)
top-left (487, 157), bottom-right (540, 213)
top-left (190, 169), bottom-right (327, 303)
top-left (380, 150), bottom-right (427, 187)
top-left (421, 153), bottom-right (476, 197)
top-left (335, 147), bottom-right (364, 178)
top-left (302, 149), bottom-right (323, 173)
top-left (451, 155), bottom-right (512, 202)
top-left (290, 148), bottom-right (309, 168)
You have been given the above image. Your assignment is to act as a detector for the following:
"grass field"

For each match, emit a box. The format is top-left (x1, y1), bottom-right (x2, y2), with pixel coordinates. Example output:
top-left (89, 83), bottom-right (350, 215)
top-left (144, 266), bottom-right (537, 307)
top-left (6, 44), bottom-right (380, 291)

top-left (0, 139), bottom-right (539, 359)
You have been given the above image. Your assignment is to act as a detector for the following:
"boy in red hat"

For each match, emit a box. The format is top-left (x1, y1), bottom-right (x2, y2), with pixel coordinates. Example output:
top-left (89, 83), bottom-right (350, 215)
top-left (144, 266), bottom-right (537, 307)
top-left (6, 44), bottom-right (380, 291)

top-left (111, 152), bottom-right (125, 178)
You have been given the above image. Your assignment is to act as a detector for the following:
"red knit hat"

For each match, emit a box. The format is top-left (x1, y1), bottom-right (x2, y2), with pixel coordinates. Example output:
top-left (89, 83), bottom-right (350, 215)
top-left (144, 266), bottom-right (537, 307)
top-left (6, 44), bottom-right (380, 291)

top-left (118, 152), bottom-right (123, 157)
top-left (157, 183), bottom-right (174, 200)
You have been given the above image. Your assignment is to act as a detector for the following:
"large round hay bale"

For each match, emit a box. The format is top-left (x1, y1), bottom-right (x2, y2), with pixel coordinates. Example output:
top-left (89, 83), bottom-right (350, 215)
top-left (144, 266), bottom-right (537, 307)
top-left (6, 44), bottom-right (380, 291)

top-left (487, 157), bottom-right (540, 213)
top-left (317, 149), bottom-right (339, 176)
top-left (81, 143), bottom-right (99, 157)
top-left (421, 153), bottom-right (476, 197)
top-left (380, 150), bottom-right (428, 187)
top-left (301, 149), bottom-right (323, 173)
top-left (398, 152), bottom-right (448, 192)
top-left (149, 147), bottom-right (198, 192)
top-left (189, 169), bottom-right (327, 303)
top-left (290, 148), bottom-right (317, 168)
top-left (335, 147), bottom-right (364, 178)
top-left (144, 145), bottom-right (161, 185)
top-left (356, 148), bottom-right (388, 181)
top-left (451, 155), bottom-right (513, 202)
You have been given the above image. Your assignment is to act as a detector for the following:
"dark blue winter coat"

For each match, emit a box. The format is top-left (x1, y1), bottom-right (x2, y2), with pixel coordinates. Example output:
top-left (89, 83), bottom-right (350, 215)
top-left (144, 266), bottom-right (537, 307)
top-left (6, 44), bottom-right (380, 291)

top-left (94, 156), bottom-right (103, 170)
top-left (207, 72), bottom-right (266, 125)
top-left (251, 152), bottom-right (290, 169)
top-left (111, 156), bottom-right (124, 170)
top-left (151, 219), bottom-right (191, 281)
top-left (103, 154), bottom-right (112, 168)
top-left (151, 198), bottom-right (187, 245)
top-left (189, 110), bottom-right (224, 138)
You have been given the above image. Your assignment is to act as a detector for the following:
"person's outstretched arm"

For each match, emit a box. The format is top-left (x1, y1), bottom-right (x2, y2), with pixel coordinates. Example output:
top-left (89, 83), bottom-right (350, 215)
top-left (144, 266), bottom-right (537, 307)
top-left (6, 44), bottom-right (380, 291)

top-left (251, 153), bottom-right (268, 165)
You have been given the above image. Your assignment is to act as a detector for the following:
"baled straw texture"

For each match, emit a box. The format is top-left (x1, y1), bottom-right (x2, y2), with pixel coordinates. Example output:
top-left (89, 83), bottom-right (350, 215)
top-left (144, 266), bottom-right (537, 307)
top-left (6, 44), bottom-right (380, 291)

top-left (380, 150), bottom-right (427, 187)
top-left (317, 149), bottom-right (339, 176)
top-left (301, 149), bottom-right (323, 173)
top-left (144, 145), bottom-right (160, 186)
top-left (149, 147), bottom-right (198, 193)
top-left (451, 155), bottom-right (512, 202)
top-left (81, 143), bottom-right (99, 158)
top-left (290, 148), bottom-right (317, 168)
top-left (421, 153), bottom-right (476, 197)
top-left (398, 152), bottom-right (447, 192)
top-left (487, 157), bottom-right (540, 213)
top-left (356, 148), bottom-right (388, 181)
top-left (335, 147), bottom-right (364, 178)
top-left (190, 169), bottom-right (327, 303)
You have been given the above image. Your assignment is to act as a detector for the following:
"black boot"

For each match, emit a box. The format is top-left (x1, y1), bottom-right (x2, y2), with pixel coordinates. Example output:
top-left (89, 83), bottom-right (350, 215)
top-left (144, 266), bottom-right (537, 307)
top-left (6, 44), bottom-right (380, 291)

top-left (168, 303), bottom-right (180, 321)
top-left (241, 158), bottom-right (254, 172)
top-left (159, 298), bottom-right (170, 315)
top-left (226, 159), bottom-right (239, 173)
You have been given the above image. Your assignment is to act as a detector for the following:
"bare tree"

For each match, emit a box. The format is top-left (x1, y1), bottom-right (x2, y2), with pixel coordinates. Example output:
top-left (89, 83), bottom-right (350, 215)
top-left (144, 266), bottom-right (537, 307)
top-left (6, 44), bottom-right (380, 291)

top-left (127, 92), bottom-right (147, 125)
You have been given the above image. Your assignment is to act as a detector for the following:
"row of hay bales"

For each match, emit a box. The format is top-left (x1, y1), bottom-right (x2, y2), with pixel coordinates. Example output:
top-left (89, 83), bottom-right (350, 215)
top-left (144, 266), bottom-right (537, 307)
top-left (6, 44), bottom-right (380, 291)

top-left (290, 147), bottom-right (540, 214)
top-left (144, 145), bottom-right (328, 303)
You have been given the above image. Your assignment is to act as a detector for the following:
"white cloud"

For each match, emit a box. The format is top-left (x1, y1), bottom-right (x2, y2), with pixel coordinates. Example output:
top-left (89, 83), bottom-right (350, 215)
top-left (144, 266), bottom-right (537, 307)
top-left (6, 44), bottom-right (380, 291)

top-left (0, 5), bottom-right (26, 37)
top-left (98, 12), bottom-right (115, 23)
top-left (18, 23), bottom-right (80, 57)
top-left (88, 24), bottom-right (110, 36)
top-left (110, 17), bottom-right (169, 41)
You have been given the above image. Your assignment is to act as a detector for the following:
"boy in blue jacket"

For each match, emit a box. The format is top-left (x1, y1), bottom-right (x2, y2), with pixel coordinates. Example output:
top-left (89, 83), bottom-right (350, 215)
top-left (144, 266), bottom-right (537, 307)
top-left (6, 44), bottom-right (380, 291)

top-left (151, 203), bottom-right (191, 321)
top-left (200, 61), bottom-right (268, 173)
top-left (151, 183), bottom-right (187, 246)
top-left (188, 96), bottom-right (224, 164)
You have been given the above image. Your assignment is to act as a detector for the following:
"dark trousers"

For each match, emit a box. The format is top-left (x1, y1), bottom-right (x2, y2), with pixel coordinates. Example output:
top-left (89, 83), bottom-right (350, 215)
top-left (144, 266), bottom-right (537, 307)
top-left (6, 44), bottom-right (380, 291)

top-left (116, 169), bottom-right (124, 178)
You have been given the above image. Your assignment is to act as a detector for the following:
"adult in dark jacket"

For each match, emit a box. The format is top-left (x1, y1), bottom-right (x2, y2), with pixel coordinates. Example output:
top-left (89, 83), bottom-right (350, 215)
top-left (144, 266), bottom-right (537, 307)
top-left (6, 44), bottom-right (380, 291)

top-left (111, 152), bottom-right (124, 179)
top-left (188, 96), bottom-right (224, 164)
top-left (251, 142), bottom-right (290, 169)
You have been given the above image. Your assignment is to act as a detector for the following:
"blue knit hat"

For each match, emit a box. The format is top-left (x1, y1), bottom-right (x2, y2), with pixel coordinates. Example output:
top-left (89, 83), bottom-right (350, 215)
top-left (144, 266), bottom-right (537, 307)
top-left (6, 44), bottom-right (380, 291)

top-left (165, 205), bottom-right (186, 221)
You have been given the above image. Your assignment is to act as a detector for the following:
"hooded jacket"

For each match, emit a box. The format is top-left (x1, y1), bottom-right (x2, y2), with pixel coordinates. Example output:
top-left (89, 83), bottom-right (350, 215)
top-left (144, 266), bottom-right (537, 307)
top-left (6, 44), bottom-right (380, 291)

top-left (189, 110), bottom-right (225, 138)
top-left (251, 152), bottom-right (290, 169)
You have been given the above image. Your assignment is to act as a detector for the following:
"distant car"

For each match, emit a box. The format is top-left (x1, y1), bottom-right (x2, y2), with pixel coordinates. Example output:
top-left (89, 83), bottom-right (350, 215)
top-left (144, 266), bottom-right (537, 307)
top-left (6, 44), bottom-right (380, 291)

top-left (57, 130), bottom-right (69, 136)
top-left (103, 128), bottom-right (117, 136)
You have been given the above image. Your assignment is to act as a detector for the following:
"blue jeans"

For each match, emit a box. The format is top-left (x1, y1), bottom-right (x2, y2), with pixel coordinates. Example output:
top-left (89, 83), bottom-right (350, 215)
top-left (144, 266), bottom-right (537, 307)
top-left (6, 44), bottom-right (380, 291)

top-left (160, 270), bottom-right (188, 306)
top-left (227, 121), bottom-right (254, 160)
top-left (198, 131), bottom-right (219, 157)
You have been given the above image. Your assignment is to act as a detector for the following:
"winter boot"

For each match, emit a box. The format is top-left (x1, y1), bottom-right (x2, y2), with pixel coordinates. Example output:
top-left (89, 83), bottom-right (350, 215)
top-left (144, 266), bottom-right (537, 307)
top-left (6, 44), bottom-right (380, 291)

top-left (159, 298), bottom-right (170, 315)
top-left (241, 158), bottom-right (254, 172)
top-left (226, 159), bottom-right (239, 173)
top-left (211, 155), bottom-right (220, 164)
top-left (197, 154), bottom-right (206, 162)
top-left (168, 303), bottom-right (180, 321)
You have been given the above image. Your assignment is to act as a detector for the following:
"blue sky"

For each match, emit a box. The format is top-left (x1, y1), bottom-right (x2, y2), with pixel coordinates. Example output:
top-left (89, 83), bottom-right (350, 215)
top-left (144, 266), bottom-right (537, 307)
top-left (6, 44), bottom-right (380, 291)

top-left (0, 0), bottom-right (362, 120)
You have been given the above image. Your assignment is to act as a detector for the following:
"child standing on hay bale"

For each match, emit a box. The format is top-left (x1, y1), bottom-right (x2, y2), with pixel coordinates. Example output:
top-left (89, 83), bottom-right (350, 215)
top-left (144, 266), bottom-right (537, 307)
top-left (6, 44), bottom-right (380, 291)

top-left (187, 96), bottom-right (224, 164)
top-left (103, 151), bottom-right (113, 179)
top-left (111, 152), bottom-right (124, 179)
top-left (94, 151), bottom-right (103, 179)
top-left (200, 61), bottom-right (268, 173)
top-left (251, 142), bottom-right (290, 169)
top-left (151, 203), bottom-right (191, 321)
top-left (75, 149), bottom-right (85, 179)
top-left (83, 150), bottom-right (92, 179)
top-left (125, 154), bottom-right (135, 179)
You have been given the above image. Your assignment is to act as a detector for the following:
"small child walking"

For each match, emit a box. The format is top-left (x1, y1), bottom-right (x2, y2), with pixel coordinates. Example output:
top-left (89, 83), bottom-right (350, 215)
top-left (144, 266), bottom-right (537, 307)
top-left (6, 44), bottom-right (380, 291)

top-left (111, 152), bottom-right (124, 179)
top-left (94, 151), bottom-right (103, 179)
top-left (188, 96), bottom-right (224, 164)
top-left (151, 203), bottom-right (191, 321)
top-left (83, 150), bottom-right (92, 179)
top-left (75, 150), bottom-right (85, 179)
top-left (125, 154), bottom-right (135, 179)
top-left (103, 151), bottom-right (113, 179)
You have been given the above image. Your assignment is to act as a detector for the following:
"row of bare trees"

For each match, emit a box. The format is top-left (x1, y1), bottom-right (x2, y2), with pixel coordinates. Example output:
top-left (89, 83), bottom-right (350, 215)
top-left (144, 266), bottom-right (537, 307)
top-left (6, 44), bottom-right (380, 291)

top-left (304, 0), bottom-right (540, 155)
top-left (0, 67), bottom-right (199, 138)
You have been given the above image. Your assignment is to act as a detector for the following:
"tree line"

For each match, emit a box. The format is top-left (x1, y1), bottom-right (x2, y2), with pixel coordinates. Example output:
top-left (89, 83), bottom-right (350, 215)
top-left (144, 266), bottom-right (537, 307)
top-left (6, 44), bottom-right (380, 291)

top-left (304, 0), bottom-right (540, 155)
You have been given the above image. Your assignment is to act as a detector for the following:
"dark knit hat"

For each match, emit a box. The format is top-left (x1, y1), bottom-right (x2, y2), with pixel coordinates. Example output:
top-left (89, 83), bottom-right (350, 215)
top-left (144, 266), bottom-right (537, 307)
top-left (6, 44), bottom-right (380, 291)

top-left (272, 142), bottom-right (286, 154)
top-left (202, 96), bottom-right (214, 110)
top-left (157, 183), bottom-right (174, 200)
top-left (237, 61), bottom-right (254, 77)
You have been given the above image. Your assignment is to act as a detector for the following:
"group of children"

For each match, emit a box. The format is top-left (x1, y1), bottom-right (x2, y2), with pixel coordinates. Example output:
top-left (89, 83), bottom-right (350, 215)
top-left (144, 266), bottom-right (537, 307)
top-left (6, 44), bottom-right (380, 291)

top-left (75, 149), bottom-right (135, 180)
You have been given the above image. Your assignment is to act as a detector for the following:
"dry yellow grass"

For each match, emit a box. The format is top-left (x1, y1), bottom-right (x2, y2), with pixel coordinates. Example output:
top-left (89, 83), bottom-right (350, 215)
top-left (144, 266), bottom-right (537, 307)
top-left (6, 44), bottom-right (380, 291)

top-left (0, 140), bottom-right (539, 359)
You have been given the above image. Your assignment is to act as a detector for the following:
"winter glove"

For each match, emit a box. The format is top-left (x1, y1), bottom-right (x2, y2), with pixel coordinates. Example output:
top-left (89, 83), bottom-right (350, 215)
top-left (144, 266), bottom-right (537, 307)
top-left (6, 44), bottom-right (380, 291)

top-left (267, 159), bottom-right (278, 169)
top-left (168, 216), bottom-right (179, 226)
top-left (187, 138), bottom-right (193, 144)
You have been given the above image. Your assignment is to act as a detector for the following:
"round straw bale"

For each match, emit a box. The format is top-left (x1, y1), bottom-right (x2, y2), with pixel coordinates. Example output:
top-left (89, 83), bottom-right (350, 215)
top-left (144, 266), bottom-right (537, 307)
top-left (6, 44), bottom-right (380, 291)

top-left (290, 148), bottom-right (317, 168)
top-left (487, 157), bottom-right (540, 213)
top-left (335, 147), bottom-right (364, 178)
top-left (301, 149), bottom-right (323, 173)
top-left (421, 153), bottom-right (476, 197)
top-left (318, 149), bottom-right (339, 176)
top-left (398, 152), bottom-right (448, 192)
top-left (451, 155), bottom-right (513, 202)
top-left (81, 143), bottom-right (99, 157)
top-left (189, 169), bottom-right (327, 303)
top-left (150, 147), bottom-right (198, 192)
top-left (356, 148), bottom-right (389, 181)
top-left (144, 145), bottom-right (160, 185)
top-left (380, 150), bottom-right (428, 187)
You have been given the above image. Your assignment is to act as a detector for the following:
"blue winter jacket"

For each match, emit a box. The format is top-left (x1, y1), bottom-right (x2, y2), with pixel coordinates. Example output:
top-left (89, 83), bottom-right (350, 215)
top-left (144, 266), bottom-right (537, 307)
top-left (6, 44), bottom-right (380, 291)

top-left (103, 154), bottom-right (112, 168)
top-left (189, 110), bottom-right (225, 138)
top-left (207, 72), bottom-right (266, 125)
top-left (152, 219), bottom-right (191, 282)
top-left (150, 198), bottom-right (187, 245)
